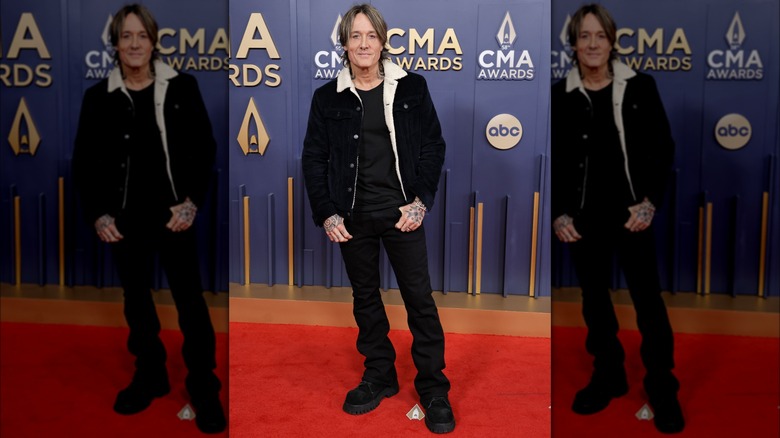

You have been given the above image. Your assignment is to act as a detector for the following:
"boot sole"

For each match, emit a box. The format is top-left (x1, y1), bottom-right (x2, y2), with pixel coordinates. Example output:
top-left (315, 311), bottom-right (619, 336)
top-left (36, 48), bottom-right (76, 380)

top-left (342, 386), bottom-right (399, 415)
top-left (113, 386), bottom-right (171, 415)
top-left (425, 418), bottom-right (456, 434)
top-left (571, 386), bottom-right (628, 415)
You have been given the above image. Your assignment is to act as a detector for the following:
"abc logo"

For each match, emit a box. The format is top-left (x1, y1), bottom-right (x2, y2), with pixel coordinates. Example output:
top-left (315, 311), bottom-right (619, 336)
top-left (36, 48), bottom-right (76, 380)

top-left (486, 114), bottom-right (522, 150)
top-left (714, 113), bottom-right (751, 150)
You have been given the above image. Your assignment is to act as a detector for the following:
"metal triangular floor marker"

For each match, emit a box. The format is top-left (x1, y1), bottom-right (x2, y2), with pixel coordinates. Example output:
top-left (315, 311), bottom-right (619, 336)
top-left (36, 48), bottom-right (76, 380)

top-left (635, 403), bottom-right (654, 421)
top-left (178, 403), bottom-right (196, 421)
top-left (406, 403), bottom-right (425, 421)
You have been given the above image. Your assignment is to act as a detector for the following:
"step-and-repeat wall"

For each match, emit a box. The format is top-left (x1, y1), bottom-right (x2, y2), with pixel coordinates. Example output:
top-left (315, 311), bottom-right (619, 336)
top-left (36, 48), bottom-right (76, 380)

top-left (551, 0), bottom-right (780, 296)
top-left (1, 0), bottom-right (551, 296)
top-left (3, 0), bottom-right (777, 297)
top-left (0, 0), bottom-right (229, 291)
top-left (229, 0), bottom-right (552, 296)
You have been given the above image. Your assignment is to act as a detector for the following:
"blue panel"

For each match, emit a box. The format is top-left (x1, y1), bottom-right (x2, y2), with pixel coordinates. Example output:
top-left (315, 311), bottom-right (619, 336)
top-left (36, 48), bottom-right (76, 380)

top-left (229, 0), bottom-right (552, 296)
top-left (551, 0), bottom-right (780, 296)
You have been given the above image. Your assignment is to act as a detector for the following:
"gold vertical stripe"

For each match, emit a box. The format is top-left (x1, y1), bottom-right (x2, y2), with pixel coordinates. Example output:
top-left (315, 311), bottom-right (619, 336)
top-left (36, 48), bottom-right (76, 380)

top-left (529, 192), bottom-right (540, 298)
top-left (59, 178), bottom-right (65, 286)
top-left (288, 177), bottom-right (294, 286)
top-left (475, 203), bottom-right (484, 295)
top-left (467, 206), bottom-right (474, 294)
top-left (704, 202), bottom-right (713, 295)
top-left (14, 196), bottom-right (21, 286)
top-left (696, 206), bottom-right (703, 294)
top-left (758, 192), bottom-right (769, 297)
top-left (243, 196), bottom-right (250, 285)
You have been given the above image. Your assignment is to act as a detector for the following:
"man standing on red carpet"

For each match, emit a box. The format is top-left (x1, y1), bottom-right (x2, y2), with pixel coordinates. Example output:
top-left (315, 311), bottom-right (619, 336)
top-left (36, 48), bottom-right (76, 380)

top-left (72, 4), bottom-right (225, 433)
top-left (302, 4), bottom-right (454, 434)
top-left (552, 4), bottom-right (683, 434)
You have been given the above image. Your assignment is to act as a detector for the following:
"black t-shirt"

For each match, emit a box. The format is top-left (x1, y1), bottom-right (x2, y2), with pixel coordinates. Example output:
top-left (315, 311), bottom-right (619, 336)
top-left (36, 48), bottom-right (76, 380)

top-left (583, 83), bottom-right (635, 214)
top-left (354, 82), bottom-right (405, 212)
top-left (125, 84), bottom-right (175, 217)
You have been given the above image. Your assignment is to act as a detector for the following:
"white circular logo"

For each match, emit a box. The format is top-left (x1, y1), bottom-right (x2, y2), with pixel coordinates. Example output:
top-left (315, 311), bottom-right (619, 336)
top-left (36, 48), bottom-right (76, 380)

top-left (714, 113), bottom-right (751, 150)
top-left (486, 114), bottom-right (522, 150)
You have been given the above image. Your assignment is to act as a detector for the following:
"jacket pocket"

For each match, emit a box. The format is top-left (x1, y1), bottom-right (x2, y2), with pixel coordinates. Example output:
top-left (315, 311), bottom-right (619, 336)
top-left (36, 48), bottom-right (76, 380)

top-left (393, 97), bottom-right (422, 151)
top-left (324, 108), bottom-right (354, 144)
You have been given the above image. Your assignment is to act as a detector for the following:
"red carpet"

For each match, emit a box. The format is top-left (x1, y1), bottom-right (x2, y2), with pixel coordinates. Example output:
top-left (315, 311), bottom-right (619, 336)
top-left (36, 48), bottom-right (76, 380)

top-left (0, 322), bottom-right (228, 437)
top-left (552, 326), bottom-right (780, 437)
top-left (229, 322), bottom-right (550, 437)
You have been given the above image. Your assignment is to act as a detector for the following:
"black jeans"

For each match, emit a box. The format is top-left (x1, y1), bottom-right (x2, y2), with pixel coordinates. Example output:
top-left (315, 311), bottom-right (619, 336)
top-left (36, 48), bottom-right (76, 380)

top-left (570, 213), bottom-right (679, 399)
top-left (339, 207), bottom-right (450, 402)
top-left (111, 215), bottom-right (220, 399)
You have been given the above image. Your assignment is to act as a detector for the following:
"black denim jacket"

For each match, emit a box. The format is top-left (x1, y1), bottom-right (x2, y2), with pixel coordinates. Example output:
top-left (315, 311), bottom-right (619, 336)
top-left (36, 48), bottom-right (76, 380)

top-left (302, 62), bottom-right (446, 227)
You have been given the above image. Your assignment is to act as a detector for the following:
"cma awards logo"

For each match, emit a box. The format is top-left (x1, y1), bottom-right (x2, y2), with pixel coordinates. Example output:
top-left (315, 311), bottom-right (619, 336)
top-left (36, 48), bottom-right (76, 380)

top-left (7, 98), bottom-right (41, 156)
top-left (486, 114), bottom-right (522, 150)
top-left (706, 12), bottom-right (763, 80)
top-left (552, 14), bottom-right (693, 78)
top-left (551, 15), bottom-right (573, 79)
top-left (83, 15), bottom-right (116, 79)
top-left (0, 12), bottom-right (53, 87)
top-left (230, 13), bottom-right (282, 87)
top-left (478, 12), bottom-right (534, 80)
top-left (313, 15), bottom-right (345, 80)
top-left (237, 97), bottom-right (270, 156)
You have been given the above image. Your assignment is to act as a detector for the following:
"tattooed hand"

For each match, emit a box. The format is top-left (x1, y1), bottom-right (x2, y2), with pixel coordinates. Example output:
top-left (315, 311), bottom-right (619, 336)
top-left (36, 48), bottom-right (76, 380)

top-left (324, 213), bottom-right (352, 242)
top-left (395, 197), bottom-right (427, 232)
top-left (166, 197), bottom-right (197, 232)
top-left (553, 214), bottom-right (581, 243)
top-left (625, 197), bottom-right (655, 232)
top-left (95, 214), bottom-right (124, 243)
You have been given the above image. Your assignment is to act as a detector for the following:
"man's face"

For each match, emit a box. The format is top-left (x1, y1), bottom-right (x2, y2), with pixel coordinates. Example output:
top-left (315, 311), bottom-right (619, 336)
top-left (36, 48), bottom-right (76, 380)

top-left (574, 13), bottom-right (612, 70)
top-left (117, 13), bottom-right (153, 71)
top-left (346, 13), bottom-right (382, 70)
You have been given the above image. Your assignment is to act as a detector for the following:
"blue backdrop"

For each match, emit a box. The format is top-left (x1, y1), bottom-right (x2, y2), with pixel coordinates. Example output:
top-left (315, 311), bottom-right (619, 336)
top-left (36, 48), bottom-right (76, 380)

top-left (228, 0), bottom-right (552, 296)
top-left (0, 0), bottom-right (229, 291)
top-left (551, 0), bottom-right (780, 296)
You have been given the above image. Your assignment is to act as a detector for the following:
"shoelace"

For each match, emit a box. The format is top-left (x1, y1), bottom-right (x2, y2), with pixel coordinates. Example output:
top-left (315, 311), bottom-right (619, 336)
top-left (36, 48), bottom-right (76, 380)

top-left (427, 396), bottom-right (450, 409)
top-left (358, 381), bottom-right (376, 396)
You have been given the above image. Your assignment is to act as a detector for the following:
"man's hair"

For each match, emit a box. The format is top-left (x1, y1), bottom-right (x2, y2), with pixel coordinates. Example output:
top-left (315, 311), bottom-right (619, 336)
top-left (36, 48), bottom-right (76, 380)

top-left (338, 4), bottom-right (390, 73)
top-left (110, 3), bottom-right (159, 64)
top-left (567, 3), bottom-right (618, 65)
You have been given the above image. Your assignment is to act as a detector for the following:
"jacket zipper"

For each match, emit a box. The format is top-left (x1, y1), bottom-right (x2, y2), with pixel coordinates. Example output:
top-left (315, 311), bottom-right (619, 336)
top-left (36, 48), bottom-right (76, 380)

top-left (580, 90), bottom-right (593, 210)
top-left (122, 157), bottom-right (131, 209)
top-left (580, 156), bottom-right (588, 209)
top-left (349, 92), bottom-right (364, 211)
top-left (122, 93), bottom-right (135, 209)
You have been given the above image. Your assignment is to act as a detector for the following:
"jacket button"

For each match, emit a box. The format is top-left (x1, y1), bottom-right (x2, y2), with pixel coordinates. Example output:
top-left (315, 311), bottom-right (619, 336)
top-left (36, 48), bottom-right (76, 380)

top-left (632, 104), bottom-right (638, 109)
top-left (578, 163), bottom-right (584, 168)
top-left (124, 134), bottom-right (130, 140)
top-left (349, 163), bottom-right (355, 168)
top-left (120, 163), bottom-right (126, 168)
top-left (577, 188), bottom-right (582, 192)
top-left (582, 134), bottom-right (588, 140)
top-left (353, 134), bottom-right (359, 140)
top-left (356, 106), bottom-right (361, 111)
top-left (119, 187), bottom-right (124, 192)
top-left (347, 187), bottom-right (352, 192)
top-left (403, 103), bottom-right (409, 109)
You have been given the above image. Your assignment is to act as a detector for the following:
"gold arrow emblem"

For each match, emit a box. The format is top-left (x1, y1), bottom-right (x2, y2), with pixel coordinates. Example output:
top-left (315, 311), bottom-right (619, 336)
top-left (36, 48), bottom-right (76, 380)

top-left (8, 97), bottom-right (41, 156)
top-left (237, 97), bottom-right (269, 156)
